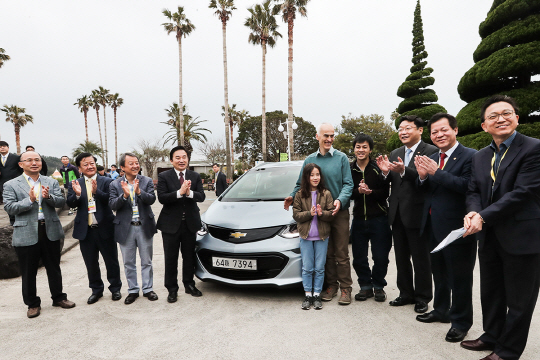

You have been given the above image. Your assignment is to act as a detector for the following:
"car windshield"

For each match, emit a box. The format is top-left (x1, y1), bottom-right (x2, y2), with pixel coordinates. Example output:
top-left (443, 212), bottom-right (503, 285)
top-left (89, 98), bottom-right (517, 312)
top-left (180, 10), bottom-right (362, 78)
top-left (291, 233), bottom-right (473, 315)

top-left (221, 165), bottom-right (301, 201)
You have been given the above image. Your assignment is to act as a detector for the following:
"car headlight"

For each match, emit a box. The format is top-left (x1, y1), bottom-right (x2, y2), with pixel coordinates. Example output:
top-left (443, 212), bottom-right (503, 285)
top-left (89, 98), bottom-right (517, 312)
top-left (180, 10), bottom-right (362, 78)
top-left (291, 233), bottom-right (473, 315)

top-left (197, 222), bottom-right (208, 236)
top-left (279, 223), bottom-right (299, 239)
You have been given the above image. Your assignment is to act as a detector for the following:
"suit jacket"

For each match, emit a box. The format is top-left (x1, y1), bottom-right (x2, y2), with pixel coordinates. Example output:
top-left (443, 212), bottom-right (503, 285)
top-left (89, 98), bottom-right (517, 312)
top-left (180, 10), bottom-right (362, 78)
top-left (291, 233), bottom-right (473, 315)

top-left (466, 132), bottom-right (540, 255)
top-left (157, 169), bottom-right (205, 234)
top-left (109, 175), bottom-right (157, 243)
top-left (0, 153), bottom-right (23, 188)
top-left (66, 174), bottom-right (114, 241)
top-left (215, 171), bottom-right (227, 197)
top-left (386, 141), bottom-right (438, 228)
top-left (419, 143), bottom-right (477, 243)
top-left (3, 174), bottom-right (65, 246)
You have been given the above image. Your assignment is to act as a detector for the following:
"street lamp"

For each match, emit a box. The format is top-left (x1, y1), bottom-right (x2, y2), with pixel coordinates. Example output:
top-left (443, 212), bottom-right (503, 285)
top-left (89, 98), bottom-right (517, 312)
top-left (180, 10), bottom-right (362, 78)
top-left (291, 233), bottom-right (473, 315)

top-left (277, 118), bottom-right (298, 161)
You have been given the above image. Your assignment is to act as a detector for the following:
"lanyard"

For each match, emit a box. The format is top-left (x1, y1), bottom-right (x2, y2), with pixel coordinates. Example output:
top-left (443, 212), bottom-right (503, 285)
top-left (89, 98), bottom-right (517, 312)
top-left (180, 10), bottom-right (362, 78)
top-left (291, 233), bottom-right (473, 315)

top-left (490, 146), bottom-right (510, 182)
top-left (25, 176), bottom-right (41, 199)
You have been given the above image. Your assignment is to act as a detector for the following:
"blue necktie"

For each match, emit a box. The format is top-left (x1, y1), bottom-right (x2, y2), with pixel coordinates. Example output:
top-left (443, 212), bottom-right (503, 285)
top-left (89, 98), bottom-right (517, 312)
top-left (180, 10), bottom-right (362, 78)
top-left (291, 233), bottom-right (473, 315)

top-left (404, 148), bottom-right (413, 166)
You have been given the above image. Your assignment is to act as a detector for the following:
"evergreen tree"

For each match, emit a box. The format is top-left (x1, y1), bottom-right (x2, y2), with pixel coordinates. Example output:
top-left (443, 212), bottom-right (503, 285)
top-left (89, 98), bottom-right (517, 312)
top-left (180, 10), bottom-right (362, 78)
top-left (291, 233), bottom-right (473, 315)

top-left (457, 0), bottom-right (540, 140)
top-left (388, 0), bottom-right (446, 151)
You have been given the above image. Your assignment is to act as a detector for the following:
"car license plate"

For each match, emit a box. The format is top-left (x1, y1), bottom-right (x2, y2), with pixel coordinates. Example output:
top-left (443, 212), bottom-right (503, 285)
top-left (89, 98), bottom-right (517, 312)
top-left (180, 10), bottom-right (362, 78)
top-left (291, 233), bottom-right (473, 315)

top-left (212, 257), bottom-right (257, 270)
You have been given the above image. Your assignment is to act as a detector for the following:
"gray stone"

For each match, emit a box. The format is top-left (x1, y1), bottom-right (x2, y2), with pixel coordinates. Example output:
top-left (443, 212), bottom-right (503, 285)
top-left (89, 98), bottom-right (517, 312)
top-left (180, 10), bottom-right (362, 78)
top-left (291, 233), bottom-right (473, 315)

top-left (0, 226), bottom-right (19, 279)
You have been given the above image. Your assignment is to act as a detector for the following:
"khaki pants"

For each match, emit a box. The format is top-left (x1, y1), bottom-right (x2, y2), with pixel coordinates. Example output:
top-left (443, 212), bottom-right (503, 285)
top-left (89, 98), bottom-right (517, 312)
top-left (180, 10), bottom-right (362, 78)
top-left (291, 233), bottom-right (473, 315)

top-left (325, 209), bottom-right (352, 290)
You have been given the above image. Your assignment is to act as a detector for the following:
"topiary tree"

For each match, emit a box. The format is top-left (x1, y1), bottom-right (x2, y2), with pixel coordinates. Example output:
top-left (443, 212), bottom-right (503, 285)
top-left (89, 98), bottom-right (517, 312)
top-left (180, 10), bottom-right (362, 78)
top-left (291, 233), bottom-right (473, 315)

top-left (456, 0), bottom-right (540, 136)
top-left (388, 0), bottom-right (446, 151)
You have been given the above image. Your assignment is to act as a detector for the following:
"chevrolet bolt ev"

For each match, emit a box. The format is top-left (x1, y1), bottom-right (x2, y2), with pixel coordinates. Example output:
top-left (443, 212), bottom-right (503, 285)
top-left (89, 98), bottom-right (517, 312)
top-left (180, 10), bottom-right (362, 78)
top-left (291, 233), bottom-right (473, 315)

top-left (195, 161), bottom-right (303, 287)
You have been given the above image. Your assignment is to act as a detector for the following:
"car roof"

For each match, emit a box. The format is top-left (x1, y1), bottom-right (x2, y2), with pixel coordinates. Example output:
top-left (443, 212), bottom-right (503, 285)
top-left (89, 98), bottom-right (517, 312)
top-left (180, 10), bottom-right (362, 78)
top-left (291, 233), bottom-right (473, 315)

top-left (252, 161), bottom-right (303, 169)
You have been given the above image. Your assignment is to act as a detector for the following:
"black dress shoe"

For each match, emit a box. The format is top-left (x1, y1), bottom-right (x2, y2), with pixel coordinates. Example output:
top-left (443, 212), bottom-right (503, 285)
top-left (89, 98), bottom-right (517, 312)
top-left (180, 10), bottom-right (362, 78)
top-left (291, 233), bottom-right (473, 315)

top-left (143, 291), bottom-right (158, 301)
top-left (389, 296), bottom-right (414, 306)
top-left (185, 284), bottom-right (202, 297)
top-left (167, 291), bottom-right (178, 303)
top-left (414, 301), bottom-right (428, 313)
top-left (416, 311), bottom-right (450, 323)
top-left (460, 338), bottom-right (495, 351)
top-left (124, 293), bottom-right (139, 305)
top-left (87, 293), bottom-right (103, 305)
top-left (111, 291), bottom-right (122, 301)
top-left (446, 328), bottom-right (468, 342)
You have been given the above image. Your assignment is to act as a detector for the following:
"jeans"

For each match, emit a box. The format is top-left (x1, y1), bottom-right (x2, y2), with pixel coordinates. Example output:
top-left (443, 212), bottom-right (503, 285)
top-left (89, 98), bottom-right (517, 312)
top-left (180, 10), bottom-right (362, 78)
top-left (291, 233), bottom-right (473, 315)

top-left (351, 215), bottom-right (392, 290)
top-left (300, 238), bottom-right (329, 293)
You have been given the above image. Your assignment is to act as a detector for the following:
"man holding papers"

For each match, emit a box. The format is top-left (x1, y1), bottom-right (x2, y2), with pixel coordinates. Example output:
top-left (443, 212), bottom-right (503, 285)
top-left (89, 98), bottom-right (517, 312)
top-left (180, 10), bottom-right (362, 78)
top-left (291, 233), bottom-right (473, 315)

top-left (414, 113), bottom-right (477, 343)
top-left (462, 95), bottom-right (540, 360)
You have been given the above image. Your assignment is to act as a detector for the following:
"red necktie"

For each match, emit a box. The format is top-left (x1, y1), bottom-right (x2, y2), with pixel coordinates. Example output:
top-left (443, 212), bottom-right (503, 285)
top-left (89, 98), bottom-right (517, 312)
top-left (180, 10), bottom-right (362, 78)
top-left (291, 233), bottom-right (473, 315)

top-left (179, 172), bottom-right (184, 186)
top-left (439, 153), bottom-right (446, 170)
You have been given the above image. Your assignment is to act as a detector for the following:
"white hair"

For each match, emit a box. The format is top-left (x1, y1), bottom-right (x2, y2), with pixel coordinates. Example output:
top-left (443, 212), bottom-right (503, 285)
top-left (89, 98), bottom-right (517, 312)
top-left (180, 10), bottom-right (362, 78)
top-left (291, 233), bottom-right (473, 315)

top-left (316, 122), bottom-right (334, 135)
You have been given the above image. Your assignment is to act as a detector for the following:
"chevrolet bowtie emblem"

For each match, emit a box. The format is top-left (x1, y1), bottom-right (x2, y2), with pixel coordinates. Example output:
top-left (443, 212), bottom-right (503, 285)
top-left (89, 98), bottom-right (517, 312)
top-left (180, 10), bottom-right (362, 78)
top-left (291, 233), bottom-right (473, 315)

top-left (230, 232), bottom-right (247, 239)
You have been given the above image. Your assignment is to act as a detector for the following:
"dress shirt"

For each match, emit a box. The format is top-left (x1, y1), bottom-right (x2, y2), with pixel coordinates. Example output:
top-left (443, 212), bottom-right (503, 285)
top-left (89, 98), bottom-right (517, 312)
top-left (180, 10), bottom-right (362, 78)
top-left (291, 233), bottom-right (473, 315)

top-left (490, 131), bottom-right (517, 176)
top-left (26, 174), bottom-right (44, 220)
top-left (174, 168), bottom-right (193, 199)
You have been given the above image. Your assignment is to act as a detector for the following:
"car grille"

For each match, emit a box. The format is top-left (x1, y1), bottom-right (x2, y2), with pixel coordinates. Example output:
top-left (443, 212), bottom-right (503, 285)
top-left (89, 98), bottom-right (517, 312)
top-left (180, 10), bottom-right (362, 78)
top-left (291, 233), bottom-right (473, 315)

top-left (197, 249), bottom-right (289, 280)
top-left (207, 225), bottom-right (284, 244)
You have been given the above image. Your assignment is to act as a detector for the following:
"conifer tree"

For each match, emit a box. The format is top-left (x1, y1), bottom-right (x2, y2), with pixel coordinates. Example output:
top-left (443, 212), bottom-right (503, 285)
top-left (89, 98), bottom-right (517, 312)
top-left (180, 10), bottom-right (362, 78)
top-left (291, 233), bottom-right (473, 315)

top-left (388, 0), bottom-right (446, 150)
top-left (457, 0), bottom-right (540, 137)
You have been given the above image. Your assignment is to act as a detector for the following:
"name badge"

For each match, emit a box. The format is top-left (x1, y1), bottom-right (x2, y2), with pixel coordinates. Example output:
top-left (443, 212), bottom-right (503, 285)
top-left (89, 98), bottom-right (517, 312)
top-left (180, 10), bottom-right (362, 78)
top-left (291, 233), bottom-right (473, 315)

top-left (88, 200), bottom-right (97, 213)
top-left (132, 205), bottom-right (139, 217)
top-left (38, 205), bottom-right (43, 214)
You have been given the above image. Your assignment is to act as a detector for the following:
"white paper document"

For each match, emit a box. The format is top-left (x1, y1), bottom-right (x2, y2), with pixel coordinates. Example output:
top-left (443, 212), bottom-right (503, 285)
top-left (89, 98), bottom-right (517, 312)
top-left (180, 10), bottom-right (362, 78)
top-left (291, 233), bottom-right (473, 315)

top-left (431, 227), bottom-right (467, 253)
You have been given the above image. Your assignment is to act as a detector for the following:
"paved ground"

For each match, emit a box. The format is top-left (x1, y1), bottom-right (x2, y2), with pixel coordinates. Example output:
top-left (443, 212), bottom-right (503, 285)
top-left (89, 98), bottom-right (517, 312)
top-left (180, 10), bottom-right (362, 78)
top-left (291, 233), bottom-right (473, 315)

top-left (0, 191), bottom-right (539, 360)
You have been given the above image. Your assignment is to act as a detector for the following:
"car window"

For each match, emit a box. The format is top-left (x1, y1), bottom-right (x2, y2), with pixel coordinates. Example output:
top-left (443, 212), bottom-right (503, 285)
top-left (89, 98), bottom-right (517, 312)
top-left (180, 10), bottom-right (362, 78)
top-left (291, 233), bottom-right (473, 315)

top-left (221, 166), bottom-right (301, 201)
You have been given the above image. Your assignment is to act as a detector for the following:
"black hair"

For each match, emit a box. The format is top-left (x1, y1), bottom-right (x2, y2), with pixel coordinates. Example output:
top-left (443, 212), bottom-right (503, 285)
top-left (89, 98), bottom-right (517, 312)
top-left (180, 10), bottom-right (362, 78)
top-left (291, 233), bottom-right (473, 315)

top-left (352, 133), bottom-right (374, 151)
top-left (398, 115), bottom-right (425, 128)
top-left (212, 163), bottom-right (219, 167)
top-left (480, 95), bottom-right (519, 122)
top-left (169, 145), bottom-right (190, 160)
top-left (111, 164), bottom-right (117, 168)
top-left (61, 155), bottom-right (69, 160)
top-left (428, 113), bottom-right (457, 132)
top-left (75, 152), bottom-right (97, 167)
top-left (0, 141), bottom-right (9, 147)
top-left (96, 165), bottom-right (105, 171)
top-left (118, 153), bottom-right (138, 167)
top-left (299, 163), bottom-right (326, 199)
top-left (25, 145), bottom-right (35, 151)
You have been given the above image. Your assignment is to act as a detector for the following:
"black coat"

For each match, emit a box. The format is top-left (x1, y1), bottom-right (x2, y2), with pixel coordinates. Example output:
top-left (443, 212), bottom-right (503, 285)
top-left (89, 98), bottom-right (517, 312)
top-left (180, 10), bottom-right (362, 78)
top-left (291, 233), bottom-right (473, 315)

top-left (0, 153), bottom-right (23, 189)
top-left (156, 169), bottom-right (206, 234)
top-left (215, 171), bottom-right (227, 196)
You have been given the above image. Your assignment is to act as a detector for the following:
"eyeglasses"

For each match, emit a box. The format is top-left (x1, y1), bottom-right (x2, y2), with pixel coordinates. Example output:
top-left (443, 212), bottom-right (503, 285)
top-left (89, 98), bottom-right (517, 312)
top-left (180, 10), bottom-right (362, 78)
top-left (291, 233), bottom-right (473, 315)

top-left (485, 110), bottom-right (514, 121)
top-left (21, 158), bottom-right (42, 163)
top-left (398, 126), bottom-right (417, 133)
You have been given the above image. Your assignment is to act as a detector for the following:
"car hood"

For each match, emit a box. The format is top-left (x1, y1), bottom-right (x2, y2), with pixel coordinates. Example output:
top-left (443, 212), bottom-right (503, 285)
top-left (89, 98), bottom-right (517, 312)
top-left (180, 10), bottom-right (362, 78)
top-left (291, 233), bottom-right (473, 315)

top-left (202, 200), bottom-right (294, 229)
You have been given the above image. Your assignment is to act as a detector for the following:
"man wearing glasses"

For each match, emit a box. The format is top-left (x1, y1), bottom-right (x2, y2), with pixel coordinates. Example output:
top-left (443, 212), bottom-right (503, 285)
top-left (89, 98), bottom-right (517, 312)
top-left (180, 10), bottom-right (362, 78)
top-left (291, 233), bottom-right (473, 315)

top-left (377, 115), bottom-right (437, 314)
top-left (3, 151), bottom-right (75, 318)
top-left (461, 95), bottom-right (540, 360)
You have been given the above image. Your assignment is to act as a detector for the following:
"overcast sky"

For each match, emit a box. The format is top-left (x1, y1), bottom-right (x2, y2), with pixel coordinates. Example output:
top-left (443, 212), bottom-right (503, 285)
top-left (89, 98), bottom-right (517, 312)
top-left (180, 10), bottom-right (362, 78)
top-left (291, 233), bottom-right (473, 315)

top-left (0, 0), bottom-right (493, 165)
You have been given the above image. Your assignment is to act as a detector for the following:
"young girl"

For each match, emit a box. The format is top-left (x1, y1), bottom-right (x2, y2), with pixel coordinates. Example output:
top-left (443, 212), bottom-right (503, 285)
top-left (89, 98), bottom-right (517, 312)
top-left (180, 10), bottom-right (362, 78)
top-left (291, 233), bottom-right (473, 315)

top-left (293, 163), bottom-right (334, 310)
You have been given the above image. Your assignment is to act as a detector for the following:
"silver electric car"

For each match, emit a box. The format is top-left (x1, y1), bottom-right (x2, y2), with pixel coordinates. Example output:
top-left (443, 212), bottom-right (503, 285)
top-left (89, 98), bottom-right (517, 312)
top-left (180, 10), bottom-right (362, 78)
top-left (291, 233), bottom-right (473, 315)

top-left (195, 161), bottom-right (303, 287)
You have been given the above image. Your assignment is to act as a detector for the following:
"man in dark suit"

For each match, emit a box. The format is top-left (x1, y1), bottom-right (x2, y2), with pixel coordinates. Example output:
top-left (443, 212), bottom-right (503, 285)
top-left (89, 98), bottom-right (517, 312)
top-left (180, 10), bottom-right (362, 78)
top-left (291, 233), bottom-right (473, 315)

top-left (461, 95), bottom-right (540, 360)
top-left (157, 145), bottom-right (205, 303)
top-left (67, 152), bottom-right (122, 305)
top-left (212, 163), bottom-right (227, 196)
top-left (109, 152), bottom-right (158, 305)
top-left (413, 113), bottom-right (477, 343)
top-left (0, 141), bottom-right (23, 204)
top-left (376, 115), bottom-right (438, 313)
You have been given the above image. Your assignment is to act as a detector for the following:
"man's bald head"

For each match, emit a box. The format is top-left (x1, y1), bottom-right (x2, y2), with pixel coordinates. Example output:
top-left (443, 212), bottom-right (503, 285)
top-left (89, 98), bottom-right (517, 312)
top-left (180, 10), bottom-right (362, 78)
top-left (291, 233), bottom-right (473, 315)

top-left (317, 123), bottom-right (334, 135)
top-left (19, 151), bottom-right (42, 175)
top-left (315, 123), bottom-right (335, 155)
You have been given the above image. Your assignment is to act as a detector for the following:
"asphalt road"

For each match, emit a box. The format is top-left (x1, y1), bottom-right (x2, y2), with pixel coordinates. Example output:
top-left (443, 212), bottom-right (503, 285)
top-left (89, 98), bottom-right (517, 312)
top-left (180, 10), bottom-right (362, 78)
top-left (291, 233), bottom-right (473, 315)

top-left (0, 194), bottom-right (539, 360)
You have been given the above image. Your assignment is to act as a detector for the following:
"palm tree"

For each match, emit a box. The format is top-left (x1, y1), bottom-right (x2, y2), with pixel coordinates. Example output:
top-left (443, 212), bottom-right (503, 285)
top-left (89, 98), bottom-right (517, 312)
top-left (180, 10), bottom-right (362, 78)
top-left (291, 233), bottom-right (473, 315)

top-left (162, 103), bottom-right (211, 153)
top-left (96, 86), bottom-right (110, 168)
top-left (90, 89), bottom-right (105, 165)
top-left (74, 95), bottom-right (92, 142)
top-left (245, 1), bottom-right (282, 161)
top-left (1, 105), bottom-right (33, 154)
top-left (273, 0), bottom-right (310, 158)
top-left (72, 140), bottom-right (104, 164)
top-left (109, 93), bottom-right (123, 165)
top-left (221, 104), bottom-right (249, 158)
top-left (0, 48), bottom-right (10, 69)
top-left (162, 6), bottom-right (196, 147)
top-left (209, 0), bottom-right (236, 180)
